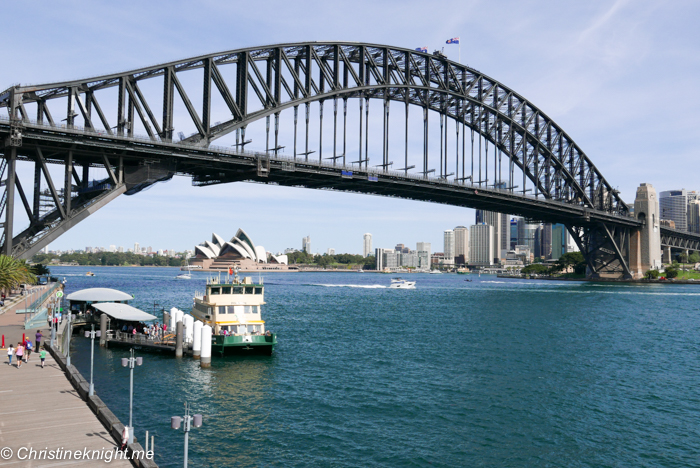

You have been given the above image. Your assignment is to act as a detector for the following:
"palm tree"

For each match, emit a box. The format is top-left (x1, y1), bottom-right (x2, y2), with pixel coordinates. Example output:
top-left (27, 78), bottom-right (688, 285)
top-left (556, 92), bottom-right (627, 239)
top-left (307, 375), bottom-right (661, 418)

top-left (0, 255), bottom-right (36, 294)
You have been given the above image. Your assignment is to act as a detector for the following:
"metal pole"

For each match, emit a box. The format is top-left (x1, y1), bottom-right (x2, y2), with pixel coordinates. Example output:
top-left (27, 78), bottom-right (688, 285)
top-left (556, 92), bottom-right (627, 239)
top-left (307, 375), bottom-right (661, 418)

top-left (66, 311), bottom-right (71, 367)
top-left (129, 349), bottom-right (134, 444)
top-left (89, 325), bottom-right (95, 396)
top-left (184, 415), bottom-right (189, 468)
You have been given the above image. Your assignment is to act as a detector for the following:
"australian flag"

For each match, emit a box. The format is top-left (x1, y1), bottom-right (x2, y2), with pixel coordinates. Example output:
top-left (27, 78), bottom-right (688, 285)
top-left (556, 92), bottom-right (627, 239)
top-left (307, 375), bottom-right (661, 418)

top-left (415, 47), bottom-right (428, 53)
top-left (446, 37), bottom-right (460, 44)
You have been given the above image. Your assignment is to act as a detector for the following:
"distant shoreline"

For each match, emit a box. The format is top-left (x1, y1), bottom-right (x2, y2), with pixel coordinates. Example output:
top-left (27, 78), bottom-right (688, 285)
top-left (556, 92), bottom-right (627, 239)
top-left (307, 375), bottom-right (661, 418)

top-left (497, 275), bottom-right (700, 285)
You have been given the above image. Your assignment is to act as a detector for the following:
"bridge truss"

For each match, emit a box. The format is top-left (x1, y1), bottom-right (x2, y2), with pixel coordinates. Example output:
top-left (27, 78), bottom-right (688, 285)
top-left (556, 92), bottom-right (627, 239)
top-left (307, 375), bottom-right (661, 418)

top-left (1, 41), bottom-right (680, 277)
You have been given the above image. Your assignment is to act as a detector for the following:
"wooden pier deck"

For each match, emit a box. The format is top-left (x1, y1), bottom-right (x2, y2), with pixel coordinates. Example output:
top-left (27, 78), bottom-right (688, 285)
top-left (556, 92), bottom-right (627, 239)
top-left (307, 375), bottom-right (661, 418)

top-left (0, 350), bottom-right (134, 467)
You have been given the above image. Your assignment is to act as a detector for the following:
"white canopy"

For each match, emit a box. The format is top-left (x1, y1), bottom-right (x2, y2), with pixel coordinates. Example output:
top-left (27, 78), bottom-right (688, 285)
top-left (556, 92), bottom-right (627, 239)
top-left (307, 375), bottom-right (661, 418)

top-left (66, 288), bottom-right (133, 302)
top-left (92, 303), bottom-right (157, 322)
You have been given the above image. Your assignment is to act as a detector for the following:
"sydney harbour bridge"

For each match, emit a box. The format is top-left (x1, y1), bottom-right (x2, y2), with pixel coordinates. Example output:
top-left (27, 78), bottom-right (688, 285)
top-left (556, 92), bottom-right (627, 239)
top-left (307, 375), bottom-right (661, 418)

top-left (0, 42), bottom-right (698, 278)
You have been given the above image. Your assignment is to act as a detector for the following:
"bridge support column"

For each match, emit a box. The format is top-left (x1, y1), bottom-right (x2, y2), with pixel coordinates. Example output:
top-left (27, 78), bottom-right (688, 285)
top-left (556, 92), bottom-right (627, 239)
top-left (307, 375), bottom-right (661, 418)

top-left (663, 246), bottom-right (672, 264)
top-left (629, 183), bottom-right (662, 277)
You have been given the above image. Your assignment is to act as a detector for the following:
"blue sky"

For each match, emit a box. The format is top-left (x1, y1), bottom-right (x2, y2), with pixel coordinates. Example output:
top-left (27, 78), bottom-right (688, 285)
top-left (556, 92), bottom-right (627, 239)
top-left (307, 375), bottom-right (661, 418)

top-left (2, 0), bottom-right (698, 255)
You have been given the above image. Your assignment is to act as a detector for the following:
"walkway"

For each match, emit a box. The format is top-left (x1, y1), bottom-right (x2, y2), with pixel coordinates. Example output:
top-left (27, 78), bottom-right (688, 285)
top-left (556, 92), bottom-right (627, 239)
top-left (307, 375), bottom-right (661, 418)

top-left (0, 283), bottom-right (56, 351)
top-left (0, 350), bottom-right (132, 467)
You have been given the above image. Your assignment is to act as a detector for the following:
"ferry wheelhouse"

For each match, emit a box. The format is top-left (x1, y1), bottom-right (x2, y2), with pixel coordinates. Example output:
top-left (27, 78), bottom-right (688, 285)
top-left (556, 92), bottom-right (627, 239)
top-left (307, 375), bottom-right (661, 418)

top-left (191, 274), bottom-right (277, 356)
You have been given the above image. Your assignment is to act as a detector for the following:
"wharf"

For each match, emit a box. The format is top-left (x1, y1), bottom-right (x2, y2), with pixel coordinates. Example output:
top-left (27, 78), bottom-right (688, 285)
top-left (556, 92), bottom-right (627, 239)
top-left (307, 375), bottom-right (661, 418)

top-left (0, 347), bottom-right (137, 467)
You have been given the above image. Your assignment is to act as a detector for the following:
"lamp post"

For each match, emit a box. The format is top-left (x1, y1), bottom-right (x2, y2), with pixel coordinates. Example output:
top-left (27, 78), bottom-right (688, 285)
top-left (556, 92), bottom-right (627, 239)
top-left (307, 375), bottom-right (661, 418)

top-left (171, 402), bottom-right (203, 468)
top-left (84, 325), bottom-right (101, 396)
top-left (66, 308), bottom-right (72, 366)
top-left (121, 348), bottom-right (143, 444)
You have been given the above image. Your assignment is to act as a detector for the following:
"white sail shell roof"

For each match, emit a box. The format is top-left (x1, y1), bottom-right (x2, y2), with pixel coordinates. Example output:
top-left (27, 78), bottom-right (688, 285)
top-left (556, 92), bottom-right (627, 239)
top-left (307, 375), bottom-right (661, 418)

top-left (66, 288), bottom-right (133, 302)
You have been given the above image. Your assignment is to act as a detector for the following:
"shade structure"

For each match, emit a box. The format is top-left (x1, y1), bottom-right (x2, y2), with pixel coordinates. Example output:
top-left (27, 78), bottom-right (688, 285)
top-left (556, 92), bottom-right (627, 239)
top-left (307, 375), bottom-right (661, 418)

top-left (92, 302), bottom-right (157, 322)
top-left (65, 288), bottom-right (133, 302)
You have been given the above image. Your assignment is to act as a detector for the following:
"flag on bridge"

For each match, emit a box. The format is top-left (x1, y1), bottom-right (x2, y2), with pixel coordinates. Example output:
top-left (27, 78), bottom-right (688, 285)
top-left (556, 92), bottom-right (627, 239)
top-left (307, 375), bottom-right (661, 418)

top-left (415, 47), bottom-right (428, 53)
top-left (446, 37), bottom-right (460, 44)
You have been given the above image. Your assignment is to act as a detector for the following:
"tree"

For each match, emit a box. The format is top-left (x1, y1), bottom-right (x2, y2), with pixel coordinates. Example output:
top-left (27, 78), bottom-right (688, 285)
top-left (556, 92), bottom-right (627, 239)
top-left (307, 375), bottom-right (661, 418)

top-left (678, 252), bottom-right (688, 264)
top-left (0, 255), bottom-right (36, 293)
top-left (521, 263), bottom-right (549, 275)
top-left (689, 252), bottom-right (700, 264)
top-left (550, 252), bottom-right (586, 275)
top-left (29, 263), bottom-right (51, 276)
top-left (664, 266), bottom-right (679, 279)
top-left (645, 269), bottom-right (660, 279)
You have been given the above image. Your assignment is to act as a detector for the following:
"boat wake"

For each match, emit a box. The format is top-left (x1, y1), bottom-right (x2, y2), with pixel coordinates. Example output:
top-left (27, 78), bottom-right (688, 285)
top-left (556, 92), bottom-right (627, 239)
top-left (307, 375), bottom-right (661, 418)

top-left (310, 283), bottom-right (387, 289)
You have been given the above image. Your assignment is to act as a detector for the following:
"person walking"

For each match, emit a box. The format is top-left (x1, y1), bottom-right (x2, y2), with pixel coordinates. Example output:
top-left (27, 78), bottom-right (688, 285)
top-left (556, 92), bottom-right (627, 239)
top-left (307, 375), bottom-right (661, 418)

top-left (15, 343), bottom-right (24, 368)
top-left (24, 340), bottom-right (32, 362)
top-left (7, 344), bottom-right (14, 366)
top-left (39, 349), bottom-right (47, 368)
top-left (35, 330), bottom-right (43, 350)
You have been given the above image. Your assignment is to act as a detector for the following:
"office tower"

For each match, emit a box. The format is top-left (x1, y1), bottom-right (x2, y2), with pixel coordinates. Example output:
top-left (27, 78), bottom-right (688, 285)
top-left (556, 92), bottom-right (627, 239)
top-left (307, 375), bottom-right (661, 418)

top-left (134, 242), bottom-right (140, 254)
top-left (689, 200), bottom-right (700, 234)
top-left (109, 245), bottom-right (116, 252)
top-left (443, 230), bottom-right (455, 264)
top-left (517, 218), bottom-right (539, 254)
top-left (118, 246), bottom-right (124, 253)
top-left (476, 210), bottom-right (508, 262)
top-left (416, 242), bottom-right (431, 269)
top-left (399, 252), bottom-right (419, 268)
top-left (551, 224), bottom-right (567, 260)
top-left (470, 223), bottom-right (494, 266)
top-left (453, 226), bottom-right (469, 264)
top-left (363, 233), bottom-right (373, 257)
top-left (539, 223), bottom-right (552, 260)
top-left (302, 236), bottom-right (311, 253)
top-left (375, 248), bottom-right (399, 271)
top-left (327, 248), bottom-right (335, 255)
top-left (510, 218), bottom-right (518, 249)
top-left (659, 189), bottom-right (689, 231)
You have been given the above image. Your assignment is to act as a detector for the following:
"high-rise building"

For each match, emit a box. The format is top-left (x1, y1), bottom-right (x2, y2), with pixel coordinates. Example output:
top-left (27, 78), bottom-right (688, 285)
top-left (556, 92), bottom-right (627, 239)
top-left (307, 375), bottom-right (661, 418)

top-left (118, 246), bottom-right (124, 253)
top-left (416, 242), bottom-right (431, 269)
top-left (109, 245), bottom-right (116, 252)
top-left (134, 242), bottom-right (140, 255)
top-left (470, 223), bottom-right (494, 266)
top-left (443, 230), bottom-right (455, 264)
top-left (551, 224), bottom-right (568, 260)
top-left (689, 200), bottom-right (700, 234)
top-left (453, 226), bottom-right (469, 265)
top-left (510, 218), bottom-right (518, 250)
top-left (476, 210), bottom-right (508, 262)
top-left (517, 219), bottom-right (539, 254)
top-left (660, 189), bottom-right (689, 231)
top-left (363, 233), bottom-right (373, 257)
top-left (375, 248), bottom-right (399, 271)
top-left (538, 223), bottom-right (552, 260)
top-left (302, 236), bottom-right (311, 253)
top-left (327, 248), bottom-right (335, 255)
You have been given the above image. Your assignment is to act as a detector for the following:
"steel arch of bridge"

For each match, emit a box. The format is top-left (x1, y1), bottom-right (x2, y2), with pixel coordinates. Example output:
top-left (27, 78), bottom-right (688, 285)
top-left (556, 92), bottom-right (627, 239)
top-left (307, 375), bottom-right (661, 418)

top-left (3, 41), bottom-right (668, 278)
top-left (2, 42), bottom-right (628, 217)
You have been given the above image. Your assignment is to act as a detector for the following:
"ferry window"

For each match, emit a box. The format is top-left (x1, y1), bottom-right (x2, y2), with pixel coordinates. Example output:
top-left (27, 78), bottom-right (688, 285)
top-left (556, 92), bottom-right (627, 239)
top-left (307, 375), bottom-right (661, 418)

top-left (233, 286), bottom-right (243, 295)
top-left (218, 306), bottom-right (227, 314)
top-left (222, 287), bottom-right (231, 295)
top-left (226, 306), bottom-right (235, 314)
top-left (254, 287), bottom-right (263, 295)
top-left (244, 305), bottom-right (255, 314)
top-left (245, 286), bottom-right (254, 294)
top-left (210, 287), bottom-right (220, 295)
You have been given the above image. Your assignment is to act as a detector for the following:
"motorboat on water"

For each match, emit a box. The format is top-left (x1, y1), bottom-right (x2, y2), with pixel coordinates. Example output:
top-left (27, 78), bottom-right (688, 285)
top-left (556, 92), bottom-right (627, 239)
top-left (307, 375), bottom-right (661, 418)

top-left (190, 271), bottom-right (277, 356)
top-left (389, 278), bottom-right (416, 289)
top-left (85, 271), bottom-right (95, 277)
top-left (429, 269), bottom-right (442, 274)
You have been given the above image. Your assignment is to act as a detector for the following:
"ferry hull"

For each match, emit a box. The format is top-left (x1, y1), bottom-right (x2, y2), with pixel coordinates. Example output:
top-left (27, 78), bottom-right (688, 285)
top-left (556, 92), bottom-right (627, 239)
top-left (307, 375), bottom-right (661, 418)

top-left (212, 334), bottom-right (277, 357)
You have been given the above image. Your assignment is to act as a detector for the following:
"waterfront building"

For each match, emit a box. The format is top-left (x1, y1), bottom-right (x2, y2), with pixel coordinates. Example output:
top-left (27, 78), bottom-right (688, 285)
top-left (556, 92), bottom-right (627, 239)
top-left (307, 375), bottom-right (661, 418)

top-left (302, 236), bottom-right (311, 253)
top-left (363, 233), bottom-right (373, 257)
top-left (454, 226), bottom-right (469, 265)
top-left (118, 246), bottom-right (124, 253)
top-left (443, 230), bottom-right (455, 265)
top-left (416, 242), bottom-right (431, 269)
top-left (190, 230), bottom-right (290, 271)
top-left (400, 252), bottom-right (419, 268)
top-left (375, 248), bottom-right (399, 271)
top-left (470, 223), bottom-right (494, 266)
top-left (660, 189), bottom-right (689, 231)
top-left (689, 200), bottom-right (700, 234)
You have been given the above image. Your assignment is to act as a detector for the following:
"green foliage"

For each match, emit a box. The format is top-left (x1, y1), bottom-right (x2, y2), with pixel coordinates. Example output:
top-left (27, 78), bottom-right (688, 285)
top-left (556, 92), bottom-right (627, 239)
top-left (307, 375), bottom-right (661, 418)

top-left (549, 251), bottom-right (586, 275)
top-left (521, 263), bottom-right (549, 275)
top-left (0, 255), bottom-right (36, 291)
top-left (533, 257), bottom-right (544, 263)
top-left (664, 266), bottom-right (679, 279)
top-left (678, 252), bottom-right (688, 263)
top-left (689, 252), bottom-right (700, 264)
top-left (29, 263), bottom-right (51, 276)
top-left (32, 251), bottom-right (185, 267)
top-left (285, 251), bottom-right (373, 269)
top-left (645, 269), bottom-right (660, 279)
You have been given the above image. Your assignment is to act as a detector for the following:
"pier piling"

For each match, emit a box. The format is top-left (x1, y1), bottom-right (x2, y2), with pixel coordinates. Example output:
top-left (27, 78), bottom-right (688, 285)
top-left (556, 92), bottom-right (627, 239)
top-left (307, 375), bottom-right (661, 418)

top-left (176, 321), bottom-right (184, 358)
top-left (193, 320), bottom-right (202, 358)
top-left (201, 325), bottom-right (212, 368)
top-left (100, 313), bottom-right (107, 347)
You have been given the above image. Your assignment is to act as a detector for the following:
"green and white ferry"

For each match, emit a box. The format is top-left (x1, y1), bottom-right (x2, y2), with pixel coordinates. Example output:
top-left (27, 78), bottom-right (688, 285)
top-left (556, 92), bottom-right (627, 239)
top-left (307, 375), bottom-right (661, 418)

top-left (191, 272), bottom-right (277, 356)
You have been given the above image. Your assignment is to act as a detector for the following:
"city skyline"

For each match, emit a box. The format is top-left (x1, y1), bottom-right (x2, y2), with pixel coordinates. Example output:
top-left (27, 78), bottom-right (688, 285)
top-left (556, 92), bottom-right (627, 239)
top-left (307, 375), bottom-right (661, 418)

top-left (2, 1), bottom-right (698, 256)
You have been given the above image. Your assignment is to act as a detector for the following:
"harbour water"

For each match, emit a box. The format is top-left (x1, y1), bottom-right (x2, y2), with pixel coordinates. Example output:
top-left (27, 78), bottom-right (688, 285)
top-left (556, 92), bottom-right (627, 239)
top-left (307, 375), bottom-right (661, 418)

top-left (59, 267), bottom-right (700, 467)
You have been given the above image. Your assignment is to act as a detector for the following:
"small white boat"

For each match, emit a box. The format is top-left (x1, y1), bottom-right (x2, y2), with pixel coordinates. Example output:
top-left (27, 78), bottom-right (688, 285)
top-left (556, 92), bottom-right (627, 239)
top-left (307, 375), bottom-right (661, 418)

top-left (358, 269), bottom-right (364, 273)
top-left (177, 261), bottom-right (193, 279)
top-left (389, 278), bottom-right (416, 289)
top-left (429, 269), bottom-right (442, 274)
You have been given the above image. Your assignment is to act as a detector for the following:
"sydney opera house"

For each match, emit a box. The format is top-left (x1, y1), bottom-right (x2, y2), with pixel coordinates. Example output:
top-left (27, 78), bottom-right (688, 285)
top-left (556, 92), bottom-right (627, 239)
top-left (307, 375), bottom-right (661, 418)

top-left (189, 229), bottom-right (292, 272)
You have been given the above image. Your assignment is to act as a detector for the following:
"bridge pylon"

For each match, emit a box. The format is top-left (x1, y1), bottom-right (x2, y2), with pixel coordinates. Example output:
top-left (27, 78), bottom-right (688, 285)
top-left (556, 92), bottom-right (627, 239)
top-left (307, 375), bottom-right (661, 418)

top-left (629, 183), bottom-right (662, 277)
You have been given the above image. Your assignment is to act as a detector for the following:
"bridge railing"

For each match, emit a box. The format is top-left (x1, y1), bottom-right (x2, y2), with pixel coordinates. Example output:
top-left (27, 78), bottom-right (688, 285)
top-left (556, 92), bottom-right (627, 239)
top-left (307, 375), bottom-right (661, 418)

top-left (1, 116), bottom-right (633, 220)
